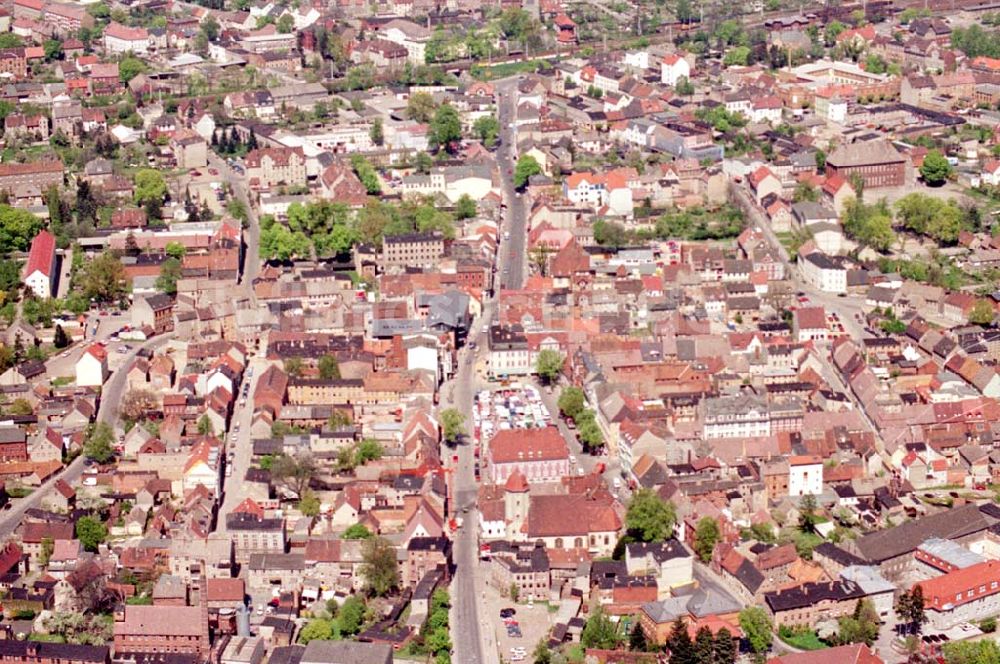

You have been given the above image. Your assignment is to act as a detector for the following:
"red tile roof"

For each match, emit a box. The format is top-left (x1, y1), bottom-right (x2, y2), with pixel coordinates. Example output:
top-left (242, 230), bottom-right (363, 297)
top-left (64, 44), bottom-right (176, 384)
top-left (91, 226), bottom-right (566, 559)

top-left (23, 229), bottom-right (55, 279)
top-left (489, 426), bottom-right (569, 464)
top-left (917, 559), bottom-right (1000, 610)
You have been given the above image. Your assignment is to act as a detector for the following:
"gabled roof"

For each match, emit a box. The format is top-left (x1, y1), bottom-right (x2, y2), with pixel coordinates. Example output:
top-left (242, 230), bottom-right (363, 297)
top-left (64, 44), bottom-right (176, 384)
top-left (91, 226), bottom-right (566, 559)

top-left (23, 230), bottom-right (55, 279)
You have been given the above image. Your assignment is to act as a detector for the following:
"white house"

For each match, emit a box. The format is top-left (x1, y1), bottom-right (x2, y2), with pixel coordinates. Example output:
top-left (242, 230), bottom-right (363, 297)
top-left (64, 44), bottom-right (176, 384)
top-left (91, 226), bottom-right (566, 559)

top-left (799, 251), bottom-right (848, 294)
top-left (404, 334), bottom-right (440, 385)
top-left (563, 172), bottom-right (606, 208)
top-left (606, 174), bottom-right (634, 218)
top-left (625, 539), bottom-right (693, 599)
top-left (76, 344), bottom-right (109, 387)
top-left (623, 50), bottom-right (650, 70)
top-left (789, 455), bottom-right (823, 496)
top-left (103, 22), bottom-right (151, 55)
top-left (22, 230), bottom-right (56, 299)
top-left (376, 19), bottom-right (430, 65)
top-left (982, 160), bottom-right (1000, 187)
top-left (749, 96), bottom-right (782, 124)
top-left (660, 53), bottom-right (690, 86)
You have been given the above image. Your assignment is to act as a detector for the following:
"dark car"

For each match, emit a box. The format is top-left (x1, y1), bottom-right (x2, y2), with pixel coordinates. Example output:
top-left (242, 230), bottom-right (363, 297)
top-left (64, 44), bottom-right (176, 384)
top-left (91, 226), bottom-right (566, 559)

top-left (500, 608), bottom-right (516, 619)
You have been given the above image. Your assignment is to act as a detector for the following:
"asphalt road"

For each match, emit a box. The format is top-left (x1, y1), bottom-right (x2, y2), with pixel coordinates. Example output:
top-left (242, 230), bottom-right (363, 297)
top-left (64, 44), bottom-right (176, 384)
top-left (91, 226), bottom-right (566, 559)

top-left (447, 299), bottom-right (499, 664)
top-left (730, 186), bottom-right (889, 458)
top-left (495, 80), bottom-right (527, 291)
top-left (446, 80), bottom-right (534, 663)
top-left (217, 359), bottom-right (267, 533)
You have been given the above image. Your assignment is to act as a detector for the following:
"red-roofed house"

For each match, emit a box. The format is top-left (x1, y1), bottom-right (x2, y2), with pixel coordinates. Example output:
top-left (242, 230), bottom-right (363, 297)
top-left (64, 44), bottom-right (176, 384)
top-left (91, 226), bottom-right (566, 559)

top-left (488, 426), bottom-right (570, 484)
top-left (103, 22), bottom-right (150, 55)
top-left (748, 166), bottom-right (781, 205)
top-left (916, 559), bottom-right (1000, 629)
top-left (660, 52), bottom-right (691, 86)
top-left (982, 159), bottom-right (1000, 187)
top-left (793, 306), bottom-right (828, 343)
top-left (76, 344), bottom-right (108, 386)
top-left (23, 229), bottom-right (55, 299)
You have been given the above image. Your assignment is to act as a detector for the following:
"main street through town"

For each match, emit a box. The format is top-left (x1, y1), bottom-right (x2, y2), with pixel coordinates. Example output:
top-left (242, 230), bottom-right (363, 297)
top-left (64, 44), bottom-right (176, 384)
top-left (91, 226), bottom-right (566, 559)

top-left (446, 78), bottom-right (527, 664)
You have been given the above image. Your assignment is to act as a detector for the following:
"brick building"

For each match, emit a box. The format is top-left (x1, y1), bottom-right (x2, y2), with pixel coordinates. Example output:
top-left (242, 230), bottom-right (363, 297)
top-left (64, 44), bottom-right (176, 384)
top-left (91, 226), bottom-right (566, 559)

top-left (381, 232), bottom-right (445, 268)
top-left (487, 426), bottom-right (570, 484)
top-left (0, 160), bottom-right (63, 193)
top-left (245, 147), bottom-right (306, 190)
top-left (113, 604), bottom-right (210, 657)
top-left (825, 139), bottom-right (906, 189)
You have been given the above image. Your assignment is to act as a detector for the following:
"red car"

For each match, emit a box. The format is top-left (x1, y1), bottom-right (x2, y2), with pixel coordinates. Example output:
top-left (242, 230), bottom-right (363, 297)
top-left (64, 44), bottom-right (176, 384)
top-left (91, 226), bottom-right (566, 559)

top-left (209, 168), bottom-right (219, 175)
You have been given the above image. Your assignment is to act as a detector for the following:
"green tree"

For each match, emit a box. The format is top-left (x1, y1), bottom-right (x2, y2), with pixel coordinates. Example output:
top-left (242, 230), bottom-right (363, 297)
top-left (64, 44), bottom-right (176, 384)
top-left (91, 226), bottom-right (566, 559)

top-left (593, 219), bottom-right (629, 247)
top-left (920, 150), bottom-right (952, 186)
top-left (369, 118), bottom-right (384, 146)
top-left (440, 407), bottom-right (465, 444)
top-left (39, 537), bottom-right (54, 566)
top-left (297, 618), bottom-right (336, 643)
top-left (338, 595), bottom-right (366, 635)
top-left (276, 14), bottom-right (294, 33)
top-left (723, 46), bottom-right (750, 66)
top-left (360, 536), bottom-right (400, 597)
top-left (350, 155), bottom-right (381, 195)
top-left (342, 523), bottom-right (373, 539)
top-left (283, 356), bottom-right (304, 378)
top-left (942, 640), bottom-right (1000, 664)
top-left (665, 616), bottom-right (694, 664)
top-left (455, 194), bottom-right (477, 220)
top-left (625, 488), bottom-right (676, 542)
top-left (345, 64), bottom-right (375, 91)
top-left (676, 0), bottom-right (694, 22)
top-left (969, 300), bottom-right (995, 326)
top-left (713, 628), bottom-right (736, 664)
top-left (793, 181), bottom-right (819, 203)
top-left (513, 155), bottom-right (542, 189)
top-left (532, 639), bottom-right (552, 664)
top-left (738, 607), bottom-right (773, 656)
top-left (629, 620), bottom-right (648, 651)
top-left (297, 490), bottom-right (321, 517)
top-left (118, 56), bottom-right (148, 83)
top-left (44, 39), bottom-right (63, 61)
top-left (134, 169), bottom-right (167, 206)
top-left (0, 206), bottom-right (44, 252)
top-left (197, 414), bottom-right (214, 436)
top-left (53, 325), bottom-right (70, 349)
top-left (355, 439), bottom-right (383, 465)
top-left (415, 151), bottom-right (434, 174)
top-left (259, 215), bottom-right (312, 261)
top-left (317, 354), bottom-right (341, 379)
top-left (429, 104), bottom-right (462, 153)
top-left (270, 453), bottom-right (317, 499)
top-left (693, 625), bottom-right (715, 664)
top-left (473, 116), bottom-right (500, 148)
top-left (406, 92), bottom-right (438, 122)
top-left (83, 422), bottom-right (115, 463)
top-left (155, 257), bottom-right (182, 296)
top-left (580, 607), bottom-right (619, 649)
top-left (165, 241), bottom-right (186, 259)
top-left (534, 349), bottom-right (563, 384)
top-left (557, 386), bottom-right (585, 420)
top-left (693, 517), bottom-right (721, 563)
top-left (75, 516), bottom-right (107, 552)
top-left (837, 598), bottom-right (880, 646)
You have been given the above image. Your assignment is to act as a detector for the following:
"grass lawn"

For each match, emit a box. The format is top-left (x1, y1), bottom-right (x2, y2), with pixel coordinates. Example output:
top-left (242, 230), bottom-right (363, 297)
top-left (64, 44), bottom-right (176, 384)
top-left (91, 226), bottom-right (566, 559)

top-left (780, 629), bottom-right (828, 651)
top-left (51, 376), bottom-right (74, 387)
top-left (775, 231), bottom-right (797, 252)
top-left (471, 58), bottom-right (555, 81)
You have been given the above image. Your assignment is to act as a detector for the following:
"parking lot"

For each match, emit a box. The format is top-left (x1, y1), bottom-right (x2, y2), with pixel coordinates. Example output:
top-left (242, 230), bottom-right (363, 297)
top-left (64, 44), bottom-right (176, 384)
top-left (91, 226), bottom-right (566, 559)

top-left (478, 569), bottom-right (557, 663)
top-left (473, 385), bottom-right (553, 444)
